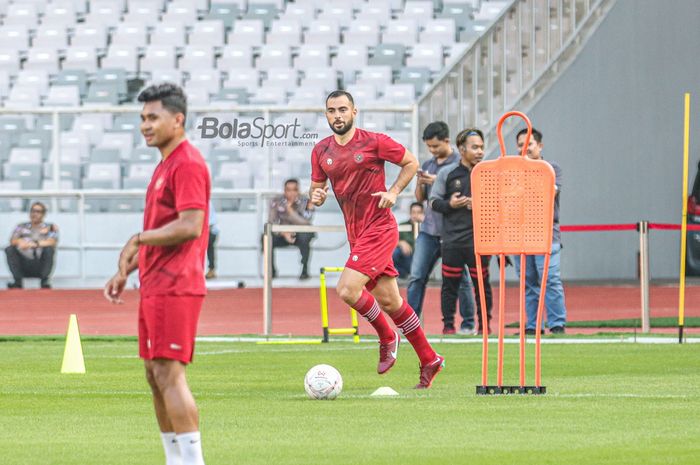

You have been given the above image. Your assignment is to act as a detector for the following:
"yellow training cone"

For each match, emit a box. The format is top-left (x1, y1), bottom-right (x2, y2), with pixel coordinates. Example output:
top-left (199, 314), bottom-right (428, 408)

top-left (61, 314), bottom-right (85, 374)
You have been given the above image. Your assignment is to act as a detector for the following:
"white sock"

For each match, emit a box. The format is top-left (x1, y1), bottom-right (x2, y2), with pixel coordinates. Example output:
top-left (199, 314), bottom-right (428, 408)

top-left (160, 432), bottom-right (183, 465)
top-left (176, 431), bottom-right (205, 465)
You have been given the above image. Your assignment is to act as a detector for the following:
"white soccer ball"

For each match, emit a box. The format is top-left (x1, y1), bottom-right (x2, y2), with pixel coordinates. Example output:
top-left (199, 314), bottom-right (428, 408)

top-left (304, 364), bottom-right (343, 400)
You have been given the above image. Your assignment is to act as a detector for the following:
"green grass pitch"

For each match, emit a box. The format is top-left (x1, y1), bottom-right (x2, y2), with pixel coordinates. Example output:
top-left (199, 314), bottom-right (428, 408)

top-left (1, 337), bottom-right (699, 465)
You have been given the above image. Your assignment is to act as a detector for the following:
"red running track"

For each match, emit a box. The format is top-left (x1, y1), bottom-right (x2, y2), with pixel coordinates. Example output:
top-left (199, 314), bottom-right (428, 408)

top-left (1, 285), bottom-right (698, 336)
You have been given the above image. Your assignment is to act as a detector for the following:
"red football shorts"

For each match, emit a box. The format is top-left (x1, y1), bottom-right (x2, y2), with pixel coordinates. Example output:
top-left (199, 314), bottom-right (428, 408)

top-left (138, 295), bottom-right (205, 364)
top-left (345, 226), bottom-right (399, 291)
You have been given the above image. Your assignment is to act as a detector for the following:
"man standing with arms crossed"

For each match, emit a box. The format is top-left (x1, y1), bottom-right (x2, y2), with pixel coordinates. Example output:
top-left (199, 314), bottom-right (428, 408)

top-left (310, 91), bottom-right (444, 389)
top-left (104, 83), bottom-right (210, 465)
top-left (407, 121), bottom-right (477, 334)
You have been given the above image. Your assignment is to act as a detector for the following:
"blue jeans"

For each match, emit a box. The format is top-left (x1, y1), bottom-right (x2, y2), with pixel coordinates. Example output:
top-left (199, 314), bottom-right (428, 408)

top-left (407, 232), bottom-right (476, 329)
top-left (392, 247), bottom-right (412, 278)
top-left (512, 243), bottom-right (567, 330)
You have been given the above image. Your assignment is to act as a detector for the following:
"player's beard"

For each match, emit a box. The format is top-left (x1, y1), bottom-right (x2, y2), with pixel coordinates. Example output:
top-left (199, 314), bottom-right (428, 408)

top-left (329, 117), bottom-right (354, 136)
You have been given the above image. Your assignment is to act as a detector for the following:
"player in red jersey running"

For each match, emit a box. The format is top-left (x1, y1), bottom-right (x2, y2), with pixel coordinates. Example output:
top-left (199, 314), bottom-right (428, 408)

top-left (104, 83), bottom-right (210, 465)
top-left (310, 91), bottom-right (444, 389)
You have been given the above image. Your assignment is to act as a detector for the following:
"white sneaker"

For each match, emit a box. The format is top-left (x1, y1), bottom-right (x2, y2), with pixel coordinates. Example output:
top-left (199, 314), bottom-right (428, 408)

top-left (457, 327), bottom-right (478, 336)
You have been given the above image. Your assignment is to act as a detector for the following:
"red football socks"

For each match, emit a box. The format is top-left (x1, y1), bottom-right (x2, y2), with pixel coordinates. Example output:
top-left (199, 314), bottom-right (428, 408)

top-left (352, 289), bottom-right (395, 343)
top-left (391, 300), bottom-right (437, 366)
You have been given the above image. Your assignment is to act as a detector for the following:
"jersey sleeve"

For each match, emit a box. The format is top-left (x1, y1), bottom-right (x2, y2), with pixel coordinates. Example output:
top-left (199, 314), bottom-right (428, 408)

top-left (310, 146), bottom-right (327, 183)
top-left (173, 161), bottom-right (209, 212)
top-left (376, 133), bottom-right (406, 164)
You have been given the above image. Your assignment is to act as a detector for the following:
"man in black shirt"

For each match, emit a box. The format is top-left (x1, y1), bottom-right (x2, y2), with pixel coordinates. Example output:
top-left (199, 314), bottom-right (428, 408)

top-left (430, 129), bottom-right (492, 334)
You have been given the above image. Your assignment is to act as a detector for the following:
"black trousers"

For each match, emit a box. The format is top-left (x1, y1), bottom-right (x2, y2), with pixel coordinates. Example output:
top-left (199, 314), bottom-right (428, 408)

top-left (270, 232), bottom-right (314, 275)
top-left (207, 231), bottom-right (218, 270)
top-left (5, 246), bottom-right (55, 284)
top-left (441, 244), bottom-right (493, 330)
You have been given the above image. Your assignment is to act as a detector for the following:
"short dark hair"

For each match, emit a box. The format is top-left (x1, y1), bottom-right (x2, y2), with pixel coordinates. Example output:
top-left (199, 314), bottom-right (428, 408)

top-left (455, 128), bottom-right (484, 148)
top-left (30, 201), bottom-right (46, 213)
top-left (516, 127), bottom-right (543, 144)
top-left (325, 90), bottom-right (354, 107)
top-left (137, 83), bottom-right (187, 121)
top-left (284, 178), bottom-right (299, 188)
top-left (422, 121), bottom-right (450, 141)
top-left (410, 201), bottom-right (424, 211)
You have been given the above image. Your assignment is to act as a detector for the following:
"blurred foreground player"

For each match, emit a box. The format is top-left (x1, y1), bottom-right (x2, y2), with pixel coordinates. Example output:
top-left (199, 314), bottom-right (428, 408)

top-left (104, 83), bottom-right (210, 465)
top-left (309, 91), bottom-right (444, 389)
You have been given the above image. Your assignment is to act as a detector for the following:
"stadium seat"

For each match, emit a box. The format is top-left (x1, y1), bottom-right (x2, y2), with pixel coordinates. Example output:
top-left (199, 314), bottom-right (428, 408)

top-left (123, 2), bottom-right (163, 26)
top-left (0, 49), bottom-right (20, 75)
top-left (98, 132), bottom-right (134, 159)
top-left (421, 19), bottom-right (457, 43)
top-left (266, 19), bottom-right (302, 46)
top-left (6, 85), bottom-right (41, 108)
top-left (218, 45), bottom-right (254, 69)
top-left (43, 1), bottom-right (77, 26)
top-left (227, 19), bottom-right (265, 46)
top-left (438, 2), bottom-right (475, 24)
top-left (127, 147), bottom-right (160, 164)
top-left (55, 70), bottom-right (89, 98)
top-left (0, 180), bottom-right (23, 212)
top-left (163, 1), bottom-right (199, 26)
top-left (180, 46), bottom-right (216, 72)
top-left (142, 45), bottom-right (178, 72)
top-left (294, 44), bottom-right (330, 69)
top-left (344, 20), bottom-right (381, 46)
top-left (257, 44), bottom-right (292, 71)
top-left (358, 66), bottom-right (393, 87)
top-left (205, 3), bottom-right (240, 30)
top-left (346, 83), bottom-right (377, 106)
top-left (148, 69), bottom-right (184, 85)
top-left (72, 24), bottom-right (109, 49)
top-left (189, 20), bottom-right (226, 46)
top-left (223, 68), bottom-right (260, 93)
top-left (473, 1), bottom-right (509, 21)
top-left (44, 85), bottom-right (80, 107)
top-left (317, 4), bottom-right (354, 28)
top-left (305, 20), bottom-right (340, 45)
top-left (249, 86), bottom-right (287, 105)
top-left (35, 25), bottom-right (68, 50)
top-left (18, 131), bottom-right (52, 155)
top-left (242, 3), bottom-right (279, 28)
top-left (89, 148), bottom-right (121, 163)
top-left (102, 46), bottom-right (139, 74)
top-left (93, 68), bottom-right (129, 99)
top-left (150, 22), bottom-right (187, 46)
top-left (24, 48), bottom-right (60, 73)
top-left (85, 83), bottom-right (121, 105)
top-left (9, 148), bottom-right (42, 165)
top-left (63, 47), bottom-right (99, 73)
top-left (43, 161), bottom-right (82, 183)
top-left (84, 163), bottom-right (121, 189)
top-left (16, 70), bottom-right (50, 97)
top-left (279, 3), bottom-right (315, 27)
top-left (369, 44), bottom-right (407, 72)
top-left (400, 1), bottom-right (435, 27)
top-left (356, 1), bottom-right (392, 26)
top-left (188, 69), bottom-right (223, 95)
top-left (407, 43), bottom-right (444, 71)
top-left (263, 68), bottom-right (298, 91)
top-left (299, 68), bottom-right (340, 94)
top-left (0, 25), bottom-right (31, 51)
top-left (397, 66), bottom-right (432, 95)
top-left (3, 4), bottom-right (39, 27)
top-left (382, 19), bottom-right (420, 45)
top-left (111, 22), bottom-right (149, 46)
top-left (84, 0), bottom-right (124, 27)
top-left (72, 114), bottom-right (107, 144)
top-left (209, 86), bottom-right (246, 103)
top-left (382, 83), bottom-right (417, 103)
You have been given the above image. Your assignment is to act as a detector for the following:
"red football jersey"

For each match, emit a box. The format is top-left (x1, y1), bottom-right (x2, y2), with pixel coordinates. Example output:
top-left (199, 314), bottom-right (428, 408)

top-left (139, 140), bottom-right (211, 296)
top-left (311, 128), bottom-right (406, 243)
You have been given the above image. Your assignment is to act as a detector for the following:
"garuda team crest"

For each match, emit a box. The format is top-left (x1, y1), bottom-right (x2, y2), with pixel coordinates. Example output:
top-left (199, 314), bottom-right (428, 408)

top-left (353, 153), bottom-right (364, 163)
